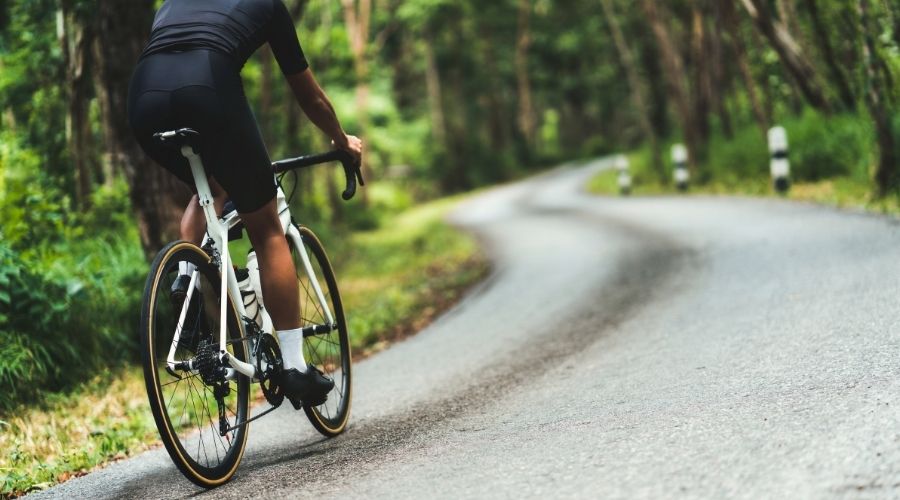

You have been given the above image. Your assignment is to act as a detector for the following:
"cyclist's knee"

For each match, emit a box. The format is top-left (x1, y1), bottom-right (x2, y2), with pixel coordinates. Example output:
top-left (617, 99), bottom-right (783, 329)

top-left (241, 198), bottom-right (282, 245)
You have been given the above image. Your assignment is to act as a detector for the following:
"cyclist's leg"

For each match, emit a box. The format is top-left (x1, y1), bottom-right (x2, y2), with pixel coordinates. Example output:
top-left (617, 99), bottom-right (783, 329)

top-left (239, 199), bottom-right (300, 330)
top-left (198, 51), bottom-right (333, 401)
top-left (197, 50), bottom-right (302, 332)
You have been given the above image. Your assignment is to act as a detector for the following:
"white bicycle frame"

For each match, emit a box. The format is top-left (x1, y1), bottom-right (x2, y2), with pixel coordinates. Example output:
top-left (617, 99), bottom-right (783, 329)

top-left (164, 143), bottom-right (336, 381)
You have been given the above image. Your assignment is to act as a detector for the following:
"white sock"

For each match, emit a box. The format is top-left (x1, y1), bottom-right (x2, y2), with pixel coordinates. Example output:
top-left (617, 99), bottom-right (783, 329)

top-left (277, 328), bottom-right (307, 372)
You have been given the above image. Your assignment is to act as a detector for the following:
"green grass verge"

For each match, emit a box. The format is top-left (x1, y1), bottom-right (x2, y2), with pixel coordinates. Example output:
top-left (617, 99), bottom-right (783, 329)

top-left (0, 195), bottom-right (488, 498)
top-left (588, 110), bottom-right (900, 214)
top-left (588, 160), bottom-right (900, 214)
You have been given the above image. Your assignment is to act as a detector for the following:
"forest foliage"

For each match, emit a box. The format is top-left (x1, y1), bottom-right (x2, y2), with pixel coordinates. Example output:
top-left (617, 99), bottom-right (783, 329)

top-left (3, 0), bottom-right (900, 411)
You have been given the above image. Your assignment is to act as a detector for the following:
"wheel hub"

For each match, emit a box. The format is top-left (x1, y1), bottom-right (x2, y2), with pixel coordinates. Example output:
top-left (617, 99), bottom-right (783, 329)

top-left (195, 340), bottom-right (224, 386)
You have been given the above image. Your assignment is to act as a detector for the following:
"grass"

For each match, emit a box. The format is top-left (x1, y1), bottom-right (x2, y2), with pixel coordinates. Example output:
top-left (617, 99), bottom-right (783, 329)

top-left (0, 194), bottom-right (488, 498)
top-left (0, 367), bottom-right (158, 497)
top-left (338, 195), bottom-right (488, 355)
top-left (588, 163), bottom-right (900, 214)
top-left (587, 110), bottom-right (900, 214)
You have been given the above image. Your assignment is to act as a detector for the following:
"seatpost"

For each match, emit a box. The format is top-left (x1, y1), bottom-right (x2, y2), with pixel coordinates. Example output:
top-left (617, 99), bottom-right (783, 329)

top-left (182, 146), bottom-right (217, 218)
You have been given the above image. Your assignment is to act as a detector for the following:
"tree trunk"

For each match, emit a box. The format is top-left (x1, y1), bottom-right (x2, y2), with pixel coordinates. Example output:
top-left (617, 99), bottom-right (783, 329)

top-left (341, 0), bottom-right (372, 206)
top-left (599, 0), bottom-right (663, 176)
top-left (858, 0), bottom-right (898, 195)
top-left (639, 37), bottom-right (670, 140)
top-left (422, 33), bottom-right (447, 149)
top-left (641, 0), bottom-right (703, 168)
top-left (721, 0), bottom-right (769, 135)
top-left (92, 0), bottom-right (191, 257)
top-left (476, 25), bottom-right (513, 153)
top-left (690, 4), bottom-right (712, 144)
top-left (515, 0), bottom-right (536, 147)
top-left (776, 0), bottom-right (802, 35)
top-left (739, 0), bottom-right (831, 112)
top-left (709, 0), bottom-right (734, 138)
top-left (803, 0), bottom-right (856, 110)
top-left (59, 2), bottom-right (96, 210)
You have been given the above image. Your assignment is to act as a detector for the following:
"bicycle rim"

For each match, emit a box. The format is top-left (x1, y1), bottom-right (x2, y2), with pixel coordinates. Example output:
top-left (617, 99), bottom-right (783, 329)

top-left (140, 241), bottom-right (249, 487)
top-left (290, 226), bottom-right (352, 436)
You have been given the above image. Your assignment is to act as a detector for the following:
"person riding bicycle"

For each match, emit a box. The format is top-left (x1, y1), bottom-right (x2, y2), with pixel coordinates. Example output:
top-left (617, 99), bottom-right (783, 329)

top-left (128, 0), bottom-right (362, 406)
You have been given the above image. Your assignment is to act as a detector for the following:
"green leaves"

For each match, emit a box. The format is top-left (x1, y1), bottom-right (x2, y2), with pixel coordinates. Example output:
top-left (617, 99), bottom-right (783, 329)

top-left (0, 232), bottom-right (143, 415)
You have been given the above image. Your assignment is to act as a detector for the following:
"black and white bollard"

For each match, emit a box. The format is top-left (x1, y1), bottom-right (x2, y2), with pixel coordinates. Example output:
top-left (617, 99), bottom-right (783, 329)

top-left (768, 126), bottom-right (790, 194)
top-left (672, 144), bottom-right (689, 192)
top-left (615, 155), bottom-right (632, 196)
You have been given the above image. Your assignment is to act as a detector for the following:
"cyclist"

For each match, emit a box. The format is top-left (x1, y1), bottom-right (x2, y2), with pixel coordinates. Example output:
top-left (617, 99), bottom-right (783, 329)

top-left (128, 0), bottom-right (362, 406)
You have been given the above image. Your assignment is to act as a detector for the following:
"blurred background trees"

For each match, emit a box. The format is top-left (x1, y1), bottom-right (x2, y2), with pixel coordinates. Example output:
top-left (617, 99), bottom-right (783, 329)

top-left (4, 0), bottom-right (900, 243)
top-left (3, 0), bottom-right (900, 408)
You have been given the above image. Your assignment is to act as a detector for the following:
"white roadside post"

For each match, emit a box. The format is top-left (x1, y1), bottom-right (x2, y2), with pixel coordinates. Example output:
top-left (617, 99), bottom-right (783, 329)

top-left (768, 125), bottom-right (790, 194)
top-left (615, 154), bottom-right (632, 195)
top-left (672, 143), bottom-right (689, 192)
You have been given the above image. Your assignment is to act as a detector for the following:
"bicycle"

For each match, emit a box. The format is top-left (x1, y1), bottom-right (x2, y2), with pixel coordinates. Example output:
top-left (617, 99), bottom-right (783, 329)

top-left (139, 128), bottom-right (363, 487)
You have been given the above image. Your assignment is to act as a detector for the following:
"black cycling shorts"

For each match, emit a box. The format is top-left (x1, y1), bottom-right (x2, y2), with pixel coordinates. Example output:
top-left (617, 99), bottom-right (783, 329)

top-left (128, 49), bottom-right (276, 214)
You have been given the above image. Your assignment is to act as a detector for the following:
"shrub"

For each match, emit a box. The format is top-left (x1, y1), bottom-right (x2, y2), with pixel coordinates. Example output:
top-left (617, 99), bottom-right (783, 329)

top-left (704, 126), bottom-right (769, 185)
top-left (782, 110), bottom-right (872, 182)
top-left (0, 237), bottom-right (145, 414)
top-left (0, 243), bottom-right (82, 411)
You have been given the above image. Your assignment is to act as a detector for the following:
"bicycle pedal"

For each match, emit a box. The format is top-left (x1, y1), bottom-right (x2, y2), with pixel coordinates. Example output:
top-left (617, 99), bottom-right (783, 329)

top-left (289, 397), bottom-right (303, 411)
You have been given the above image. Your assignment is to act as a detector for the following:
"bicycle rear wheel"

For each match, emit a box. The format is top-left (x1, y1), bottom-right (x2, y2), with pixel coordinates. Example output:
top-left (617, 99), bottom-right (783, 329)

top-left (289, 226), bottom-right (352, 436)
top-left (140, 241), bottom-right (250, 487)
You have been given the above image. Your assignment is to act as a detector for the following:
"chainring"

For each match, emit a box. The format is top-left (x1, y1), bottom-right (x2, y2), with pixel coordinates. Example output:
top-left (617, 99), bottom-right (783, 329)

top-left (255, 333), bottom-right (285, 407)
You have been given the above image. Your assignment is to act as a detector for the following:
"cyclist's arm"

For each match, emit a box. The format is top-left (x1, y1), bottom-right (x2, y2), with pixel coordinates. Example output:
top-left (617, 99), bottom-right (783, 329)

top-left (269, 0), bottom-right (361, 159)
top-left (286, 69), bottom-right (357, 154)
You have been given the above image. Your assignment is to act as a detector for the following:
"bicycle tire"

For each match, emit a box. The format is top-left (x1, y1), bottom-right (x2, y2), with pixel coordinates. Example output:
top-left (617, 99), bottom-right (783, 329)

top-left (140, 241), bottom-right (250, 487)
top-left (289, 226), bottom-right (353, 436)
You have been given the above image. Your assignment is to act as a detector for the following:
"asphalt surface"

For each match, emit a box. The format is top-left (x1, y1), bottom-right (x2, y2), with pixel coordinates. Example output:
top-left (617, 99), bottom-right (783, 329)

top-left (32, 160), bottom-right (900, 499)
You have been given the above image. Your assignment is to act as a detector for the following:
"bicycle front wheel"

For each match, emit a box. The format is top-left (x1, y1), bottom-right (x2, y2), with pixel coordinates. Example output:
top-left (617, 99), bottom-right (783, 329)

top-left (289, 226), bottom-right (352, 436)
top-left (140, 241), bottom-right (250, 488)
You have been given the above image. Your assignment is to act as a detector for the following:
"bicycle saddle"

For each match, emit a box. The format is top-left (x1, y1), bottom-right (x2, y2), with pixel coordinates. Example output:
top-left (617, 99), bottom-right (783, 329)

top-left (153, 128), bottom-right (202, 153)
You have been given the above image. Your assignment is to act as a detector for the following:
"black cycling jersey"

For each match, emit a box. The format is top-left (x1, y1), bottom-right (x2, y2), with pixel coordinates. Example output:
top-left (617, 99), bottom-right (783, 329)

top-left (141, 0), bottom-right (308, 75)
top-left (129, 0), bottom-right (311, 212)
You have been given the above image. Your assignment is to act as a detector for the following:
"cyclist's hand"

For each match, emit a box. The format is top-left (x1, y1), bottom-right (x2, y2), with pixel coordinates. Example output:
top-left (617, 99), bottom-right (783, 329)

top-left (335, 134), bottom-right (363, 165)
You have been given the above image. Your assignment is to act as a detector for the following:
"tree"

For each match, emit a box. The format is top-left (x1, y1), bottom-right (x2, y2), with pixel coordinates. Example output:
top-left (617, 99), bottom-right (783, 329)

top-left (515, 0), bottom-right (536, 147)
top-left (59, 0), bottom-right (96, 210)
top-left (720, 0), bottom-right (770, 135)
top-left (341, 0), bottom-right (372, 204)
top-left (802, 0), bottom-right (856, 110)
top-left (641, 0), bottom-right (703, 168)
top-left (858, 0), bottom-right (898, 195)
top-left (92, 0), bottom-right (191, 256)
top-left (599, 0), bottom-right (663, 176)
top-left (739, 0), bottom-right (832, 112)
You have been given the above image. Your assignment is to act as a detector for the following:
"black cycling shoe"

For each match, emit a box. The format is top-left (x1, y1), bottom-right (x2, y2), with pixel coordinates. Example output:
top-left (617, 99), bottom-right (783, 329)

top-left (170, 274), bottom-right (205, 352)
top-left (279, 364), bottom-right (334, 408)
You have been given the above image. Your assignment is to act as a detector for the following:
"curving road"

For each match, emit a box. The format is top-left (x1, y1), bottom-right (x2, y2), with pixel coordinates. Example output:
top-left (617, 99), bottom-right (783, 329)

top-left (32, 160), bottom-right (900, 498)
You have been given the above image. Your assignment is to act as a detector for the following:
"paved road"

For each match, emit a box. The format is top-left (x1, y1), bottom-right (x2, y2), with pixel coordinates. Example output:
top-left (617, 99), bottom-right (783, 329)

top-left (33, 160), bottom-right (900, 498)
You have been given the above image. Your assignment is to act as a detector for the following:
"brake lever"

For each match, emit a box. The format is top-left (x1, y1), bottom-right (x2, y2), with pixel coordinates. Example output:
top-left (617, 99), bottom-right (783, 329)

top-left (354, 163), bottom-right (365, 187)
